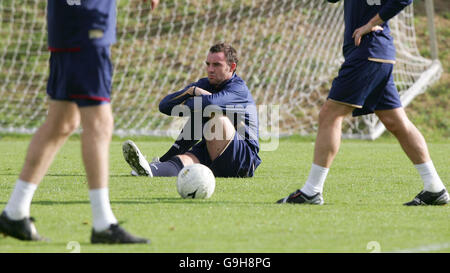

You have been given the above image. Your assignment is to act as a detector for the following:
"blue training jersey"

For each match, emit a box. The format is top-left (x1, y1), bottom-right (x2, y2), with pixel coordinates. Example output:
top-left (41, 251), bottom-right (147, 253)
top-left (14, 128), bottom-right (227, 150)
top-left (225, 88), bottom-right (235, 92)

top-left (159, 74), bottom-right (260, 154)
top-left (47, 0), bottom-right (117, 50)
top-left (328, 0), bottom-right (412, 61)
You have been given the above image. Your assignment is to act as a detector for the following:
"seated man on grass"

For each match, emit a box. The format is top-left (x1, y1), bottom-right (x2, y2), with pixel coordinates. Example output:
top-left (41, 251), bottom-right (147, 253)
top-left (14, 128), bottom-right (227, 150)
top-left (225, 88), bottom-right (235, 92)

top-left (122, 43), bottom-right (261, 178)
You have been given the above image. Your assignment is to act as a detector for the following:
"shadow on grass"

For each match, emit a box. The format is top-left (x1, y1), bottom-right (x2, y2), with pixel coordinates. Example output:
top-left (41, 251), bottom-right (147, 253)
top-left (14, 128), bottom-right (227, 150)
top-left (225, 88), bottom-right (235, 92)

top-left (0, 198), bottom-right (273, 206)
top-left (0, 173), bottom-right (138, 178)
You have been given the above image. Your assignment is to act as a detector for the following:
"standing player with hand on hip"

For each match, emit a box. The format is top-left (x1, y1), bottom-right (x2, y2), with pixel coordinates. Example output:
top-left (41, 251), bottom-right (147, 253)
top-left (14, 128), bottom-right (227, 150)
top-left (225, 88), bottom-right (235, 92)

top-left (0, 0), bottom-right (160, 243)
top-left (278, 0), bottom-right (448, 206)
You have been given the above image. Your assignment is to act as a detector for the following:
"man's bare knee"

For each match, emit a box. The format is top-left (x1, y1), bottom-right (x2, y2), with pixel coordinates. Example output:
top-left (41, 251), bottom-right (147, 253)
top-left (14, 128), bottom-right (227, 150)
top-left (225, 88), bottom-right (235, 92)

top-left (203, 115), bottom-right (235, 142)
top-left (203, 115), bottom-right (235, 161)
top-left (318, 100), bottom-right (353, 126)
top-left (44, 119), bottom-right (79, 138)
top-left (376, 108), bottom-right (410, 135)
top-left (45, 102), bottom-right (80, 137)
top-left (80, 105), bottom-right (114, 139)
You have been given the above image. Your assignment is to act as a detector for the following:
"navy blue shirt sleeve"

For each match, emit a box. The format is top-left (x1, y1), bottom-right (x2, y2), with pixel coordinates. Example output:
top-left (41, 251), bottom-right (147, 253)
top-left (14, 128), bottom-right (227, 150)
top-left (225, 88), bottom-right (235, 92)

top-left (160, 77), bottom-right (249, 116)
top-left (158, 82), bottom-right (196, 116)
top-left (184, 87), bottom-right (245, 112)
top-left (378, 0), bottom-right (413, 22)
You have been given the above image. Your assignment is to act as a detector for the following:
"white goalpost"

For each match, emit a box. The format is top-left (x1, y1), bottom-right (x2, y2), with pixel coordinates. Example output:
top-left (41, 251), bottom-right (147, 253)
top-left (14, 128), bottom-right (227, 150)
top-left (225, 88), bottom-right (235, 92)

top-left (0, 0), bottom-right (442, 140)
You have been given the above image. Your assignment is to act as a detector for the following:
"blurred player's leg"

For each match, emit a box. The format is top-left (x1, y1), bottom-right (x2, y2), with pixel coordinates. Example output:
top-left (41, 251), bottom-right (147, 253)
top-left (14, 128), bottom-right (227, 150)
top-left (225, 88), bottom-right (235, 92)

top-left (80, 104), bottom-right (113, 190)
top-left (20, 100), bottom-right (80, 185)
top-left (0, 100), bottom-right (79, 240)
top-left (6, 100), bottom-right (79, 219)
top-left (79, 104), bottom-right (117, 231)
top-left (81, 104), bottom-right (150, 243)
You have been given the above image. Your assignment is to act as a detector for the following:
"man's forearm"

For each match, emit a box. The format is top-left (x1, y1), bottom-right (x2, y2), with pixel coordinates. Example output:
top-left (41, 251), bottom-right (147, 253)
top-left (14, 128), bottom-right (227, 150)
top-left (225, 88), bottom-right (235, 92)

top-left (159, 85), bottom-right (212, 116)
top-left (189, 86), bottom-right (212, 96)
top-left (159, 88), bottom-right (192, 115)
top-left (367, 14), bottom-right (384, 28)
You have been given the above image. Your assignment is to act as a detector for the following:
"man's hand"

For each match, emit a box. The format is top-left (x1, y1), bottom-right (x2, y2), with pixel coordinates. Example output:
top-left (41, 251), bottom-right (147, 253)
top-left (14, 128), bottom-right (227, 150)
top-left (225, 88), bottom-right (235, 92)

top-left (352, 14), bottom-right (384, 46)
top-left (189, 86), bottom-right (212, 96)
top-left (143, 0), bottom-right (160, 10)
top-left (352, 24), bottom-right (383, 46)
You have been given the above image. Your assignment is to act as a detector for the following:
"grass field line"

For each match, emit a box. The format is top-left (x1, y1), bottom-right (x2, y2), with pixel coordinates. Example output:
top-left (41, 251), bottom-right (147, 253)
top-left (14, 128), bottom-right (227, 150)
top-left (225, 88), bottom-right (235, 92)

top-left (393, 242), bottom-right (450, 253)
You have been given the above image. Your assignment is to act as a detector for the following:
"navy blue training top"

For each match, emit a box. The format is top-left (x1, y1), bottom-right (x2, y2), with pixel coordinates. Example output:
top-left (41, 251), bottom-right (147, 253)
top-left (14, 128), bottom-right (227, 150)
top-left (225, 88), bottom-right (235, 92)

top-left (47, 0), bottom-right (116, 50)
top-left (328, 0), bottom-right (413, 61)
top-left (159, 74), bottom-right (260, 154)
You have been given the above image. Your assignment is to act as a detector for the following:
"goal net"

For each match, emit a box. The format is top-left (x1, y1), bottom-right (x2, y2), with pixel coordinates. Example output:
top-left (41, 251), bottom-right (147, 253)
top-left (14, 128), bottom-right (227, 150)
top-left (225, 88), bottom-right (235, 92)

top-left (0, 0), bottom-right (442, 141)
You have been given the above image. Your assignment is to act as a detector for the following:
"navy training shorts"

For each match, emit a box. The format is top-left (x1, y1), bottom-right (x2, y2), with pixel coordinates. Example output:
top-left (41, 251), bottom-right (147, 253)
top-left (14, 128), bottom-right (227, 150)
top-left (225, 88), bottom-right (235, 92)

top-left (187, 132), bottom-right (261, 178)
top-left (47, 46), bottom-right (113, 107)
top-left (327, 58), bottom-right (402, 117)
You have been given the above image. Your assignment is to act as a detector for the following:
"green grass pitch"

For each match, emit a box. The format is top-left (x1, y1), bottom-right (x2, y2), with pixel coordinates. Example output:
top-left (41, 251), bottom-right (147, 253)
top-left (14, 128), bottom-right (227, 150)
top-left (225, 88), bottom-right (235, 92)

top-left (0, 136), bottom-right (448, 253)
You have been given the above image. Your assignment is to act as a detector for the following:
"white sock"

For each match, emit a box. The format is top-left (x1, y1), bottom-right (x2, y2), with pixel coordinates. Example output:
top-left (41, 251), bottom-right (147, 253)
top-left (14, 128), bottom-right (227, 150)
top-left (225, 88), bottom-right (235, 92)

top-left (89, 188), bottom-right (118, 232)
top-left (301, 163), bottom-right (329, 196)
top-left (4, 179), bottom-right (38, 220)
top-left (415, 161), bottom-right (446, 193)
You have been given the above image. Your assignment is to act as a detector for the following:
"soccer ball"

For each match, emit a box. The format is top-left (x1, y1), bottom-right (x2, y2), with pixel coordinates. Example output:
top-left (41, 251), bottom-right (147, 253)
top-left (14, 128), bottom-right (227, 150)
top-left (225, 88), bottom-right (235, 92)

top-left (177, 164), bottom-right (215, 199)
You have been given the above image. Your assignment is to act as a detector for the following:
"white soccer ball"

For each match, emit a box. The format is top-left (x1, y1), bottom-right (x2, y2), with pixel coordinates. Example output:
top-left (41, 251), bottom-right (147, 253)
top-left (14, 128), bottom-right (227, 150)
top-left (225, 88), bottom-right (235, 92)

top-left (177, 164), bottom-right (216, 199)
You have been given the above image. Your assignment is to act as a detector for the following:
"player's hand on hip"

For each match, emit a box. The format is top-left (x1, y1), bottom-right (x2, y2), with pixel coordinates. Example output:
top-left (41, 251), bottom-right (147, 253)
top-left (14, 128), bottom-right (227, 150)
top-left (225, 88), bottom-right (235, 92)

top-left (352, 24), bottom-right (383, 46)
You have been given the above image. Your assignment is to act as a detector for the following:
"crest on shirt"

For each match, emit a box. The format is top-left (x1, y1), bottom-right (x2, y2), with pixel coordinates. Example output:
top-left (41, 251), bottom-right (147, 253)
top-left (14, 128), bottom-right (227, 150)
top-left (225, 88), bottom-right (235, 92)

top-left (366, 0), bottom-right (381, 5)
top-left (66, 0), bottom-right (81, 6)
top-left (89, 30), bottom-right (105, 39)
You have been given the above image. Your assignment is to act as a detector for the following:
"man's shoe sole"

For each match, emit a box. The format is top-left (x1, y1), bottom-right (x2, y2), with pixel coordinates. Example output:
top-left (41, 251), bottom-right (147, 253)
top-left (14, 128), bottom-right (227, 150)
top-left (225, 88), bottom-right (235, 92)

top-left (122, 140), bottom-right (151, 176)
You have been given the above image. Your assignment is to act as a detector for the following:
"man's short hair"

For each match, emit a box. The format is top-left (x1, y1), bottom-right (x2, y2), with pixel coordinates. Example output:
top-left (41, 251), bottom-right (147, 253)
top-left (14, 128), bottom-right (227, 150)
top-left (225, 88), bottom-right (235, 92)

top-left (209, 43), bottom-right (238, 68)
